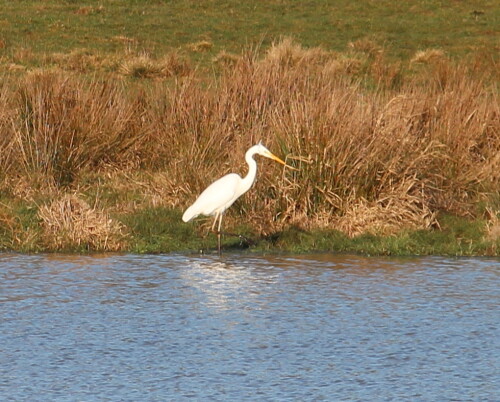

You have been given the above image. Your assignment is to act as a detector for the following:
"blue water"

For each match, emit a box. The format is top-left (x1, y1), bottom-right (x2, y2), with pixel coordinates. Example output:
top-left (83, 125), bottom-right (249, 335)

top-left (1, 253), bottom-right (499, 401)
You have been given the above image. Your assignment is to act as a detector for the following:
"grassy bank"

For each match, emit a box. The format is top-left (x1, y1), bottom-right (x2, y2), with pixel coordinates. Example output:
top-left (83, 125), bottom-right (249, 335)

top-left (0, 200), bottom-right (498, 256)
top-left (0, 1), bottom-right (498, 255)
top-left (1, 0), bottom-right (498, 71)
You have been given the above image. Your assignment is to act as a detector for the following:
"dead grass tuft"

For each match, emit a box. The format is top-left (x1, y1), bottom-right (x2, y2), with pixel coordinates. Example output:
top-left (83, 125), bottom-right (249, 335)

top-left (11, 48), bottom-right (36, 65)
top-left (213, 51), bottom-right (241, 67)
top-left (119, 53), bottom-right (191, 78)
top-left (160, 52), bottom-right (192, 76)
top-left (485, 208), bottom-right (500, 241)
top-left (6, 63), bottom-right (26, 72)
top-left (336, 183), bottom-right (437, 237)
top-left (263, 37), bottom-right (331, 68)
top-left (45, 48), bottom-right (104, 72)
top-left (0, 203), bottom-right (18, 242)
top-left (411, 49), bottom-right (447, 64)
top-left (74, 6), bottom-right (105, 15)
top-left (119, 55), bottom-right (164, 78)
top-left (112, 35), bottom-right (139, 44)
top-left (38, 194), bottom-right (127, 251)
top-left (348, 38), bottom-right (382, 57)
top-left (321, 56), bottom-right (364, 76)
top-left (188, 40), bottom-right (213, 52)
top-left (7, 174), bottom-right (58, 203)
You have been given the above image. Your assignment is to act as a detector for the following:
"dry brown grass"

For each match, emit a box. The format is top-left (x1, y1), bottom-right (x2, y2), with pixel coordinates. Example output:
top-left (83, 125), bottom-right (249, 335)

top-left (118, 53), bottom-right (191, 78)
top-left (44, 49), bottom-right (106, 73)
top-left (335, 180), bottom-right (438, 237)
top-left (188, 40), bottom-right (213, 52)
top-left (0, 39), bottom-right (498, 238)
top-left (411, 49), bottom-right (447, 65)
top-left (0, 45), bottom-right (191, 78)
top-left (7, 70), bottom-right (145, 185)
top-left (263, 37), bottom-right (332, 68)
top-left (485, 208), bottom-right (500, 241)
top-left (38, 194), bottom-right (127, 251)
top-left (213, 51), bottom-right (241, 68)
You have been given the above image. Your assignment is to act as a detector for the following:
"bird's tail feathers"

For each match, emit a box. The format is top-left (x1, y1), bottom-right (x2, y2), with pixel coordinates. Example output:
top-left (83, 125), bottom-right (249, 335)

top-left (182, 206), bottom-right (197, 222)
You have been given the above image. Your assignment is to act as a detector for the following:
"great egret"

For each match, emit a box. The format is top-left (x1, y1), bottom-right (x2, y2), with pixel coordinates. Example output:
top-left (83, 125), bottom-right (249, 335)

top-left (182, 142), bottom-right (290, 253)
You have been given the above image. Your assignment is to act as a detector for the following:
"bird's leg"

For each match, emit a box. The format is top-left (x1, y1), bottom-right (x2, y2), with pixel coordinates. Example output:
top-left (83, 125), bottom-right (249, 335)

top-left (211, 212), bottom-right (219, 232)
top-left (217, 212), bottom-right (224, 233)
top-left (217, 213), bottom-right (224, 255)
top-left (210, 212), bottom-right (221, 255)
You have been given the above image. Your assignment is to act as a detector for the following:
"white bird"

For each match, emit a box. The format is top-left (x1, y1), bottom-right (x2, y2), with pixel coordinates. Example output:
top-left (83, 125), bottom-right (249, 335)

top-left (182, 142), bottom-right (290, 253)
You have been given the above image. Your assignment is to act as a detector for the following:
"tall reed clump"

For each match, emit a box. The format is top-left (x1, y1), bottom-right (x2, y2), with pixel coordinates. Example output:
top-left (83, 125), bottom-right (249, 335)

top-left (5, 70), bottom-right (146, 187)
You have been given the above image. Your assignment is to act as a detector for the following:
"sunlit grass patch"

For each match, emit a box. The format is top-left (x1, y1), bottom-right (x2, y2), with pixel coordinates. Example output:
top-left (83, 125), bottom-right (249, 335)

top-left (333, 179), bottom-right (438, 237)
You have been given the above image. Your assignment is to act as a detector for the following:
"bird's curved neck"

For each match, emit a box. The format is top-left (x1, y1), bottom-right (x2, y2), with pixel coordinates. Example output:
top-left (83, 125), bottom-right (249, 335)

top-left (239, 147), bottom-right (259, 196)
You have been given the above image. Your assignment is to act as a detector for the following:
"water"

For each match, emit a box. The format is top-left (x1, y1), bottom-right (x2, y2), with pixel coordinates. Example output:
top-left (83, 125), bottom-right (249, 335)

top-left (1, 253), bottom-right (499, 401)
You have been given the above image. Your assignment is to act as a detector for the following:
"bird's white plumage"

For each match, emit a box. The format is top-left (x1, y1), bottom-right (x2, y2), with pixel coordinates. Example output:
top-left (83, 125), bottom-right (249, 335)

top-left (182, 173), bottom-right (241, 222)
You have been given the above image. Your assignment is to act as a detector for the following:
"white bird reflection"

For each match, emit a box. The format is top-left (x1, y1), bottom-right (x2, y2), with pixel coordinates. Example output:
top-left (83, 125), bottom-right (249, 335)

top-left (178, 256), bottom-right (280, 313)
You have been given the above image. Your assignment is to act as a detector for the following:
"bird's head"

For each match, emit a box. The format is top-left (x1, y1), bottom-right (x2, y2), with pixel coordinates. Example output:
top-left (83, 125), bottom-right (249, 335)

top-left (255, 141), bottom-right (296, 169)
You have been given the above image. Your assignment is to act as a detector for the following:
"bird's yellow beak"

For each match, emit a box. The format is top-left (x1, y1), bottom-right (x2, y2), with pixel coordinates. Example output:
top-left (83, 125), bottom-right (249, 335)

top-left (266, 152), bottom-right (298, 170)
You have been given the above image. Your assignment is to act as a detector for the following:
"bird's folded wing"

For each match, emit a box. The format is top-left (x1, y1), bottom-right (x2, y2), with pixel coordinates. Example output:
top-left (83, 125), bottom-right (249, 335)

top-left (184, 173), bottom-right (241, 220)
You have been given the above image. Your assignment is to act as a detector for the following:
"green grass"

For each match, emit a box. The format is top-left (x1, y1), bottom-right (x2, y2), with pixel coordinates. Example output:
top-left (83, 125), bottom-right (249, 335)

top-left (1, 0), bottom-right (498, 67)
top-left (0, 198), bottom-right (43, 253)
top-left (254, 214), bottom-right (498, 256)
top-left (118, 207), bottom-right (205, 253)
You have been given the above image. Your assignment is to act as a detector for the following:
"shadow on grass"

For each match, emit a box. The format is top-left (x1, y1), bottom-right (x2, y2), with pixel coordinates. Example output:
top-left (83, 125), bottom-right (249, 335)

top-left (257, 215), bottom-right (498, 256)
top-left (119, 207), bottom-right (256, 254)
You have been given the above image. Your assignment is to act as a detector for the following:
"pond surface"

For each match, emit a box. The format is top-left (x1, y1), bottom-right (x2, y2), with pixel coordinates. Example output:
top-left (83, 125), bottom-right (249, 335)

top-left (1, 253), bottom-right (499, 401)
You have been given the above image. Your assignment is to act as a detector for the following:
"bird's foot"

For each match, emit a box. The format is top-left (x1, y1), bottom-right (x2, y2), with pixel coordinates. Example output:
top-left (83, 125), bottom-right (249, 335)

top-left (218, 231), bottom-right (255, 246)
